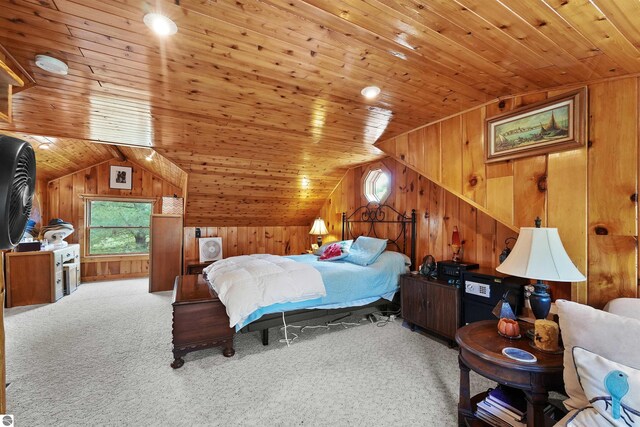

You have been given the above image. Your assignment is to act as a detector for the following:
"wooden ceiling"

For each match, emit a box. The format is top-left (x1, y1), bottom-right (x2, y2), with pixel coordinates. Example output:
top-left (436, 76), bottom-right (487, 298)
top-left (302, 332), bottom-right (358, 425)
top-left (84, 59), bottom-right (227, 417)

top-left (0, 131), bottom-right (186, 186)
top-left (0, 0), bottom-right (639, 225)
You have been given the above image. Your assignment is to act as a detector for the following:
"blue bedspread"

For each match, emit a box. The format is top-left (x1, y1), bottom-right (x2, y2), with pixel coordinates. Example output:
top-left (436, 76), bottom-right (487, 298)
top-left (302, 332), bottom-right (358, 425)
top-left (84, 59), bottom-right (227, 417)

top-left (237, 251), bottom-right (408, 330)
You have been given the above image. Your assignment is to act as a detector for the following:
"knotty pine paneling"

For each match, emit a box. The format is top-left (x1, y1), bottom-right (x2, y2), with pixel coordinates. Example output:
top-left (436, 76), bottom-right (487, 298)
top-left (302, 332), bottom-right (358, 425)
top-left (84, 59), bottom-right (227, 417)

top-left (587, 79), bottom-right (638, 307)
top-left (30, 177), bottom-right (48, 228)
top-left (316, 158), bottom-right (517, 270)
top-left (5, 1), bottom-right (640, 229)
top-left (377, 77), bottom-right (640, 307)
top-left (183, 226), bottom-right (311, 272)
top-left (46, 159), bottom-right (183, 282)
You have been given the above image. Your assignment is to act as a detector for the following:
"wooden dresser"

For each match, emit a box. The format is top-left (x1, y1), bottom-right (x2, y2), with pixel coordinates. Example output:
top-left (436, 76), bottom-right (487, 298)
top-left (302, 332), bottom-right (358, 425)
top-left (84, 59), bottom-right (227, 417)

top-left (149, 214), bottom-right (183, 293)
top-left (171, 275), bottom-right (234, 368)
top-left (5, 244), bottom-right (81, 307)
top-left (400, 273), bottom-right (461, 344)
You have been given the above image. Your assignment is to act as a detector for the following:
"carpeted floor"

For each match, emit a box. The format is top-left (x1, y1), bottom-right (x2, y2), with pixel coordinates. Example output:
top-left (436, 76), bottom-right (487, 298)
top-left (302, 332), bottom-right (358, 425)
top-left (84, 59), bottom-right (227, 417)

top-left (5, 278), bottom-right (493, 426)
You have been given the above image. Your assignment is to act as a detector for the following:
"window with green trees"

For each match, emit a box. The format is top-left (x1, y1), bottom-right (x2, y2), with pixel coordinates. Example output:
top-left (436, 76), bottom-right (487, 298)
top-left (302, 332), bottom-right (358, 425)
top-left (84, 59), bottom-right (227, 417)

top-left (87, 200), bottom-right (153, 255)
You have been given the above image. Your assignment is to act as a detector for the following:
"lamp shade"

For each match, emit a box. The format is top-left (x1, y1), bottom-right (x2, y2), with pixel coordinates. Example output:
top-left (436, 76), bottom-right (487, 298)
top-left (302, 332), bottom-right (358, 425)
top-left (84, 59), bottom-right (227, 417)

top-left (309, 218), bottom-right (329, 236)
top-left (496, 227), bottom-right (586, 282)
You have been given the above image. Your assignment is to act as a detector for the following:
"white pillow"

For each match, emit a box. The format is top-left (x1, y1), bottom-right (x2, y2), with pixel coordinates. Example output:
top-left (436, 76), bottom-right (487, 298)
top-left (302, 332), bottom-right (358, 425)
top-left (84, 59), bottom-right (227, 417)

top-left (557, 300), bottom-right (640, 412)
top-left (565, 347), bottom-right (640, 426)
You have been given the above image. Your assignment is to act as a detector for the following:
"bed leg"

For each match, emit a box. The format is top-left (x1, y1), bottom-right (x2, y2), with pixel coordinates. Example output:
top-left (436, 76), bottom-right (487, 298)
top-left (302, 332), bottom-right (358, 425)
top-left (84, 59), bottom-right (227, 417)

top-left (262, 329), bottom-right (269, 346)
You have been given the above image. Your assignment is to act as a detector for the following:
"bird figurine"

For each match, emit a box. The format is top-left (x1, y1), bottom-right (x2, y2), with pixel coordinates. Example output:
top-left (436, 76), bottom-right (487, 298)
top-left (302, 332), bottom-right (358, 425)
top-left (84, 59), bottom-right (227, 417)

top-left (605, 370), bottom-right (629, 420)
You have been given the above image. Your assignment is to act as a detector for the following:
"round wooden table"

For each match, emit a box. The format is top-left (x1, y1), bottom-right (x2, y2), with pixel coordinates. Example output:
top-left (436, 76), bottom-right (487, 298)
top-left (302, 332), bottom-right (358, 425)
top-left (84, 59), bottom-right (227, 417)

top-left (456, 320), bottom-right (564, 427)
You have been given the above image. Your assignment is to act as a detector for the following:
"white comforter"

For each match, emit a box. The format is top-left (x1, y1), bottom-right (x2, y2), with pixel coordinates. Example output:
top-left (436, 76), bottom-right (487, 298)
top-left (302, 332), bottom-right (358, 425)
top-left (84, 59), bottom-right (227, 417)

top-left (203, 254), bottom-right (326, 328)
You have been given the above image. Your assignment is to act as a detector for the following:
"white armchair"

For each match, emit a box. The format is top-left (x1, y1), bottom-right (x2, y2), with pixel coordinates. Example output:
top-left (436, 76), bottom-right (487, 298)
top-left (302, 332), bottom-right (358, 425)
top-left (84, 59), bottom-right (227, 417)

top-left (603, 297), bottom-right (640, 321)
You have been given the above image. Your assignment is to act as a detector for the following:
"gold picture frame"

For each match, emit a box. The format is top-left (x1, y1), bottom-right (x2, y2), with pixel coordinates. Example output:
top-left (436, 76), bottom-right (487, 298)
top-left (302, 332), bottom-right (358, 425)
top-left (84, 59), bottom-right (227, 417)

top-left (485, 88), bottom-right (586, 163)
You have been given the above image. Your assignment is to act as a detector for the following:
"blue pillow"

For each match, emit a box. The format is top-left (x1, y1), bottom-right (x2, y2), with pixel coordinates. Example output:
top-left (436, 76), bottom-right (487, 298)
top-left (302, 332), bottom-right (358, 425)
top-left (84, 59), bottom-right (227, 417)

top-left (345, 236), bottom-right (388, 266)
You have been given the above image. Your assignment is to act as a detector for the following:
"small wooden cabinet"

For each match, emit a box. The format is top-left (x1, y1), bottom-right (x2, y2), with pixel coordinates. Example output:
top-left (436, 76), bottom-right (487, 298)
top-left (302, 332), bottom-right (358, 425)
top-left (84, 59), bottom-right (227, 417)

top-left (171, 275), bottom-right (235, 368)
top-left (149, 214), bottom-right (183, 293)
top-left (400, 273), bottom-right (461, 342)
top-left (5, 244), bottom-right (81, 307)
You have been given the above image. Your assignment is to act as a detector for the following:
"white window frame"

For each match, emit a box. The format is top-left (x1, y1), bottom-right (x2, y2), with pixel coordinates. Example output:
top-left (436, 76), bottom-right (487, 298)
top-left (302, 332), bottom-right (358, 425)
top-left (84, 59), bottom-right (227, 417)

top-left (362, 163), bottom-right (392, 204)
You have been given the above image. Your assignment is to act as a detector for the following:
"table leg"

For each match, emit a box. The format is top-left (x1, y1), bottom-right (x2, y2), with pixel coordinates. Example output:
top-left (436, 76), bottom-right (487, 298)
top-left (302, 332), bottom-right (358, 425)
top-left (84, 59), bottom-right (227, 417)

top-left (458, 355), bottom-right (472, 427)
top-left (171, 350), bottom-right (185, 369)
top-left (222, 340), bottom-right (235, 357)
top-left (524, 390), bottom-right (548, 427)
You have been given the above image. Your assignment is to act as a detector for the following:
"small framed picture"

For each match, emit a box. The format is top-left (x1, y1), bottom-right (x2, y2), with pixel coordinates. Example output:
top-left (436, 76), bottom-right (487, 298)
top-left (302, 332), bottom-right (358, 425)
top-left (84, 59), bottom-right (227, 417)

top-left (110, 166), bottom-right (133, 190)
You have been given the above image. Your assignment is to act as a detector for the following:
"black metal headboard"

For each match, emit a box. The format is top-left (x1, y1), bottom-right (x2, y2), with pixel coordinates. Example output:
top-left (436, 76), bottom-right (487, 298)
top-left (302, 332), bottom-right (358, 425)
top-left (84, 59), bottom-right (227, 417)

top-left (341, 203), bottom-right (417, 268)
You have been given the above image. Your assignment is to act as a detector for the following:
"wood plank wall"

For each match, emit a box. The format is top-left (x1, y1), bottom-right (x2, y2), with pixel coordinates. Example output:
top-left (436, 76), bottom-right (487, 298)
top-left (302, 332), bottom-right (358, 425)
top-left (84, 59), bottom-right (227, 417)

top-left (31, 177), bottom-right (48, 227)
top-left (46, 159), bottom-right (183, 282)
top-left (316, 158), bottom-right (522, 278)
top-left (183, 226), bottom-right (311, 271)
top-left (376, 77), bottom-right (640, 308)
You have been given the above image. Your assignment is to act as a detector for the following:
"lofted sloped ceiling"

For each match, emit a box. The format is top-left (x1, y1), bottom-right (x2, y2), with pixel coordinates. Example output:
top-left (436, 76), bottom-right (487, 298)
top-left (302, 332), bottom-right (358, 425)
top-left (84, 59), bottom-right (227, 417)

top-left (0, 131), bottom-right (186, 186)
top-left (0, 0), bottom-right (639, 226)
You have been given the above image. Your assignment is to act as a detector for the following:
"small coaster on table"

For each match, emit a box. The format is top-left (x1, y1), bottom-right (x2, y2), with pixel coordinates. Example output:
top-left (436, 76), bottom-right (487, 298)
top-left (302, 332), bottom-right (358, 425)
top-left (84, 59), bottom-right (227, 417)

top-left (502, 347), bottom-right (537, 363)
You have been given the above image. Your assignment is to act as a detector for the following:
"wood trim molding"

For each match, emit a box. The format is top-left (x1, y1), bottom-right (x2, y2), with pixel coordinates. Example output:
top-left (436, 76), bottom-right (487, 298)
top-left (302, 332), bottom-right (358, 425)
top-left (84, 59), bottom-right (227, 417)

top-left (79, 194), bottom-right (158, 203)
top-left (82, 255), bottom-right (149, 263)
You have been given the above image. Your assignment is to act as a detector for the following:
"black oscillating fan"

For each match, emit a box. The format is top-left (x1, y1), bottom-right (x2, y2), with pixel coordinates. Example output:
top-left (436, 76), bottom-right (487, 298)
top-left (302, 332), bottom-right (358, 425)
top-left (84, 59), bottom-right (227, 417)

top-left (0, 135), bottom-right (36, 249)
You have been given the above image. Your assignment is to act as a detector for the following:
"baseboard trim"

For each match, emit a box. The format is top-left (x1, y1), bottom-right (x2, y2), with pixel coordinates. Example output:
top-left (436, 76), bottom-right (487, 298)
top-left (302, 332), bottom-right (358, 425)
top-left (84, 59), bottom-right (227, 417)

top-left (81, 273), bottom-right (149, 282)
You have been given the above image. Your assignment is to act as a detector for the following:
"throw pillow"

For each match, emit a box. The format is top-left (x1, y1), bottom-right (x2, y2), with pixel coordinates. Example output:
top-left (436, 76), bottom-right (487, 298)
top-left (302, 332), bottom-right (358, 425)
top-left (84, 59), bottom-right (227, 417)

top-left (318, 243), bottom-right (348, 261)
top-left (565, 347), bottom-right (640, 426)
top-left (344, 236), bottom-right (387, 266)
top-left (556, 300), bottom-right (640, 412)
top-left (313, 240), bottom-right (353, 256)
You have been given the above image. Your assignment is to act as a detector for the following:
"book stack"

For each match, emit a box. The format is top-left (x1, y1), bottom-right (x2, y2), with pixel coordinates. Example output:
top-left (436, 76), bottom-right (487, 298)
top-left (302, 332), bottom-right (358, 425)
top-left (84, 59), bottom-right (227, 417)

top-left (475, 386), bottom-right (526, 427)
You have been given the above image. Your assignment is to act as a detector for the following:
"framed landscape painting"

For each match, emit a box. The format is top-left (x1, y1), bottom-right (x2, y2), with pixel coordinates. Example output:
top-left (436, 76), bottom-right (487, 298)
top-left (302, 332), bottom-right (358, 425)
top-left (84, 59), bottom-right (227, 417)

top-left (485, 89), bottom-right (586, 163)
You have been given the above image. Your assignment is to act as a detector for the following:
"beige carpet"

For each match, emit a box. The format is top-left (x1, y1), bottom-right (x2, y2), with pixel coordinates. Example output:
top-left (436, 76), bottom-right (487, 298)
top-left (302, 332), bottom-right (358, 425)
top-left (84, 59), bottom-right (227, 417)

top-left (5, 278), bottom-right (492, 426)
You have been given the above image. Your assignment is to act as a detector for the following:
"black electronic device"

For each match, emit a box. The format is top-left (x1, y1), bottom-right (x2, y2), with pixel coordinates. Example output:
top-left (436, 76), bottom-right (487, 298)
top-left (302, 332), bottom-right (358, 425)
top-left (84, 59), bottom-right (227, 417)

top-left (0, 135), bottom-right (36, 250)
top-left (462, 268), bottom-right (529, 324)
top-left (437, 260), bottom-right (479, 282)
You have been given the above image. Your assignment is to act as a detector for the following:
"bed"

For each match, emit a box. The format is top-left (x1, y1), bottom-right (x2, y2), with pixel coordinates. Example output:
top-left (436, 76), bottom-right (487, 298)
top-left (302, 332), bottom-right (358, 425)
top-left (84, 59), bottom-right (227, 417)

top-left (207, 203), bottom-right (416, 345)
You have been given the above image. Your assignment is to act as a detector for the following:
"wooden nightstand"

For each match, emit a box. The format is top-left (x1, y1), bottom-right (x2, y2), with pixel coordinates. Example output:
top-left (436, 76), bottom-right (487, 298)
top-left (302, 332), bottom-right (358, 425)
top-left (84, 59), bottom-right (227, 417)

top-left (185, 261), bottom-right (214, 275)
top-left (171, 275), bottom-right (234, 368)
top-left (400, 273), bottom-right (462, 343)
top-left (456, 320), bottom-right (564, 427)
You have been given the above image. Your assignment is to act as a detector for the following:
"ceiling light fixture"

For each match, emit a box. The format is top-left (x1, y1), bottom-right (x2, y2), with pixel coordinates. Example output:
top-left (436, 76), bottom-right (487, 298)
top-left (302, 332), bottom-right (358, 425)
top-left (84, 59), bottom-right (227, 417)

top-left (143, 13), bottom-right (178, 36)
top-left (145, 150), bottom-right (156, 162)
top-left (361, 86), bottom-right (381, 100)
top-left (33, 135), bottom-right (56, 150)
top-left (34, 55), bottom-right (68, 75)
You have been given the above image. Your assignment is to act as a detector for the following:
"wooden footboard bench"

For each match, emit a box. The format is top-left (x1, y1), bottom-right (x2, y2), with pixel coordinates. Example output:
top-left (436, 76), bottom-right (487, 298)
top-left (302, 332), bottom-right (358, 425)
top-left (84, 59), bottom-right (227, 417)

top-left (171, 275), bottom-right (235, 368)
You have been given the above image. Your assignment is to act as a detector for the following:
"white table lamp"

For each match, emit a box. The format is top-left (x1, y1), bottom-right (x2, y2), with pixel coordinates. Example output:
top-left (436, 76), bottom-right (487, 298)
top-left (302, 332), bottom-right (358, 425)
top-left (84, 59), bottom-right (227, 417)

top-left (496, 217), bottom-right (586, 319)
top-left (309, 218), bottom-right (329, 246)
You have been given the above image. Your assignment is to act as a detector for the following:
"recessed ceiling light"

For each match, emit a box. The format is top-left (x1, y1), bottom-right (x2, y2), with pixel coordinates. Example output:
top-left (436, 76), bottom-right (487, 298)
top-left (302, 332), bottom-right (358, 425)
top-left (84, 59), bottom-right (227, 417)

top-left (34, 55), bottom-right (68, 75)
top-left (38, 143), bottom-right (51, 150)
top-left (143, 13), bottom-right (178, 36)
top-left (361, 86), bottom-right (381, 100)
